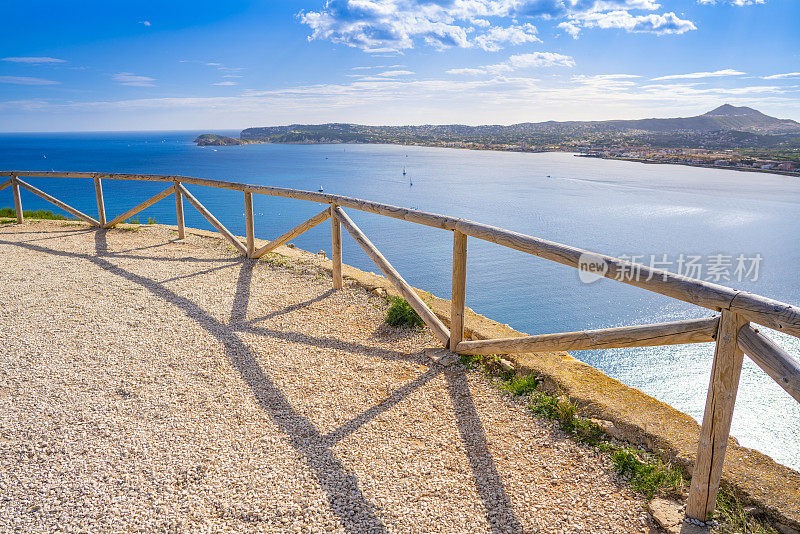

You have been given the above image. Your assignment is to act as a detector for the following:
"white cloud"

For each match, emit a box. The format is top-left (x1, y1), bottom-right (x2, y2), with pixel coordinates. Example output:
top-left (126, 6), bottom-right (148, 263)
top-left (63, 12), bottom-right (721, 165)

top-left (558, 21), bottom-right (582, 38)
top-left (180, 60), bottom-right (244, 73)
top-left (763, 72), bottom-right (800, 80)
top-left (41, 76), bottom-right (798, 124)
top-left (212, 81), bottom-right (238, 86)
top-left (446, 68), bottom-right (489, 76)
top-left (697, 0), bottom-right (766, 5)
top-left (474, 23), bottom-right (540, 52)
top-left (651, 69), bottom-right (745, 81)
top-left (374, 70), bottom-right (415, 77)
top-left (10, 72), bottom-right (799, 131)
top-left (0, 76), bottom-right (59, 85)
top-left (569, 10), bottom-right (696, 35)
top-left (139, 20), bottom-right (151, 26)
top-left (448, 52), bottom-right (575, 75)
top-left (572, 74), bottom-right (641, 89)
top-left (113, 72), bottom-right (156, 87)
top-left (298, 0), bottom-right (696, 52)
top-left (1, 57), bottom-right (66, 64)
top-left (351, 64), bottom-right (405, 70)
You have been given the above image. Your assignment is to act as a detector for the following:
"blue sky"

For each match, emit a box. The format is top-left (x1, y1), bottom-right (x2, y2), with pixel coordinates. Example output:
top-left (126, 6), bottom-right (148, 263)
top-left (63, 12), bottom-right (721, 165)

top-left (1, 0), bottom-right (798, 131)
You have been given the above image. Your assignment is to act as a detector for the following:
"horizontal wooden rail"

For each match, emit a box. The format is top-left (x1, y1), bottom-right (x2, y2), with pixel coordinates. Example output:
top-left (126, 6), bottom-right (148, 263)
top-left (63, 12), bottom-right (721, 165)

top-left (738, 325), bottom-right (800, 403)
top-left (251, 207), bottom-right (331, 259)
top-left (455, 317), bottom-right (720, 356)
top-left (333, 206), bottom-right (450, 346)
top-left (104, 184), bottom-right (175, 229)
top-left (175, 183), bottom-right (247, 255)
top-left (5, 171), bottom-right (798, 339)
top-left (16, 178), bottom-right (100, 226)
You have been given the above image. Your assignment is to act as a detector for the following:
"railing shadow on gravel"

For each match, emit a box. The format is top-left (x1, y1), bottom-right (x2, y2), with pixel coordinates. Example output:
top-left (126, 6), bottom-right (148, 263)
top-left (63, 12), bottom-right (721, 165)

top-left (228, 252), bottom-right (524, 532)
top-left (5, 170), bottom-right (799, 522)
top-left (1, 230), bottom-right (526, 534)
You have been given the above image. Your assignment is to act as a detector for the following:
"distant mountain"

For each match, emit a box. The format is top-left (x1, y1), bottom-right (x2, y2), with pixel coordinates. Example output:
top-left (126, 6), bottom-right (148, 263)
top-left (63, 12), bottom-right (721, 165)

top-left (187, 105), bottom-right (800, 154)
top-left (578, 104), bottom-right (800, 134)
top-left (239, 106), bottom-right (800, 146)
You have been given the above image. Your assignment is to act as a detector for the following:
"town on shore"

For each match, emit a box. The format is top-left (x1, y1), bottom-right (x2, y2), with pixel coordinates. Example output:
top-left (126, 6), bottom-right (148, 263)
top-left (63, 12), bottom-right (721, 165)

top-left (195, 104), bottom-right (800, 177)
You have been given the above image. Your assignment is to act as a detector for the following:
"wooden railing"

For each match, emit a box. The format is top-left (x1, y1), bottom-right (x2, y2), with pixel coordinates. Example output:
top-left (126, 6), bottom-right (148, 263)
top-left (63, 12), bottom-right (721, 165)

top-left (2, 170), bottom-right (799, 521)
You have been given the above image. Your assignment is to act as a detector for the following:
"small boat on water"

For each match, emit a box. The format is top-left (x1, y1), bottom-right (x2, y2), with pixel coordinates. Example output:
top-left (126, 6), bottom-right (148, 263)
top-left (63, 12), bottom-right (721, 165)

top-left (402, 167), bottom-right (407, 176)
top-left (318, 185), bottom-right (324, 192)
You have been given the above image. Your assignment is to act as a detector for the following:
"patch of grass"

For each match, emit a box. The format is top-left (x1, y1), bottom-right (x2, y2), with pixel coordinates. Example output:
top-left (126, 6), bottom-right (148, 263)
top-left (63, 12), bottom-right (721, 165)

top-left (125, 216), bottom-right (140, 225)
top-left (0, 207), bottom-right (75, 220)
top-left (525, 390), bottom-right (603, 442)
top-left (611, 447), bottom-right (685, 499)
top-left (385, 297), bottom-right (423, 328)
top-left (147, 217), bottom-right (157, 225)
top-left (500, 373), bottom-right (540, 396)
top-left (464, 354), bottom-right (685, 499)
top-left (714, 490), bottom-right (778, 534)
top-left (463, 343), bottom-right (779, 532)
top-left (262, 253), bottom-right (289, 268)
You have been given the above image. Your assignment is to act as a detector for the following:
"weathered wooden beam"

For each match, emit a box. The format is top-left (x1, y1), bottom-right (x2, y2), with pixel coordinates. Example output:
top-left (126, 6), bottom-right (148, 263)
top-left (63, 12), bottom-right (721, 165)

top-left (738, 324), bottom-right (800, 403)
top-left (104, 184), bottom-right (175, 229)
top-left (12, 177), bottom-right (23, 223)
top-left (4, 171), bottom-right (800, 340)
top-left (331, 206), bottom-right (343, 290)
top-left (450, 231), bottom-right (467, 350)
top-left (174, 181), bottom-right (185, 239)
top-left (93, 176), bottom-right (106, 226)
top-left (175, 183), bottom-right (246, 255)
top-left (16, 178), bottom-right (100, 226)
top-left (250, 208), bottom-right (331, 259)
top-left (455, 316), bottom-right (719, 355)
top-left (687, 310), bottom-right (747, 521)
top-left (0, 178), bottom-right (11, 192)
top-left (244, 191), bottom-right (255, 257)
top-left (333, 206), bottom-right (450, 346)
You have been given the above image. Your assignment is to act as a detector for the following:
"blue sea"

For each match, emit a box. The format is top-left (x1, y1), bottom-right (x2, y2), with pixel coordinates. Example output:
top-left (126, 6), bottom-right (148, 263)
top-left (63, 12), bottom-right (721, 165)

top-left (2, 130), bottom-right (799, 470)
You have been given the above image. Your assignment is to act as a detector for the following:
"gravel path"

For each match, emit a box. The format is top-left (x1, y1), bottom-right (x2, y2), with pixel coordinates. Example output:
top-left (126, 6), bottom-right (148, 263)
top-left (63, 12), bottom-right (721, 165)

top-left (0, 221), bottom-right (652, 533)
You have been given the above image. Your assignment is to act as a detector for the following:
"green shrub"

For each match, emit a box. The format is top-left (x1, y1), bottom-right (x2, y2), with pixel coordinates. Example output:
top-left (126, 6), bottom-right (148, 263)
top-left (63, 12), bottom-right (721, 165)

top-left (611, 447), bottom-right (685, 499)
top-left (715, 490), bottom-right (777, 533)
top-left (385, 297), bottom-right (424, 328)
top-left (529, 391), bottom-right (562, 420)
top-left (147, 217), bottom-right (157, 225)
top-left (0, 207), bottom-right (73, 220)
top-left (501, 373), bottom-right (540, 396)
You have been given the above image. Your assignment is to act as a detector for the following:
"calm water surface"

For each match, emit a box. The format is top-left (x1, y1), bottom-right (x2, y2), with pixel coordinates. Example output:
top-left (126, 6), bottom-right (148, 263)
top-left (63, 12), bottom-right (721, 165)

top-left (2, 131), bottom-right (798, 470)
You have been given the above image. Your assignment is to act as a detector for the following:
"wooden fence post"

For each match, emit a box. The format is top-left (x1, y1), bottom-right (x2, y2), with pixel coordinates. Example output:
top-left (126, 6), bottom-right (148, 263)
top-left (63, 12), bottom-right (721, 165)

top-left (331, 205), bottom-right (343, 289)
top-left (687, 309), bottom-right (747, 520)
top-left (244, 191), bottom-right (255, 257)
top-left (174, 181), bottom-right (185, 239)
top-left (450, 231), bottom-right (467, 350)
top-left (12, 177), bottom-right (23, 223)
top-left (94, 176), bottom-right (106, 227)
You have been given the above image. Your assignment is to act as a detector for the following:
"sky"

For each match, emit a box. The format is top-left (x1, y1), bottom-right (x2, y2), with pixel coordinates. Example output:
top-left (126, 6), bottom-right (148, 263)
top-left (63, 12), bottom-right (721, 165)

top-left (0, 0), bottom-right (798, 131)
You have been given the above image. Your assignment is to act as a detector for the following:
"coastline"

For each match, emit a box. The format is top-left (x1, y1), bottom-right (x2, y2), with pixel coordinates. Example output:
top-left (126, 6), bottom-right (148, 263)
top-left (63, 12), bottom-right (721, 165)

top-left (579, 154), bottom-right (800, 178)
top-left (196, 137), bottom-right (800, 179)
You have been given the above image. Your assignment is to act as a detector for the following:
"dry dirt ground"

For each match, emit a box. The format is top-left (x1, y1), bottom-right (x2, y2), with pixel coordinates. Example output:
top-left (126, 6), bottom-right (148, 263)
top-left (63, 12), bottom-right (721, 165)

top-left (0, 221), bottom-right (653, 533)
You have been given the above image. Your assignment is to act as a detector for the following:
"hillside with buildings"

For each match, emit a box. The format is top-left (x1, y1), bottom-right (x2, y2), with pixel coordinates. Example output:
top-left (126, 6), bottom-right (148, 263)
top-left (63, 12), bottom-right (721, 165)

top-left (195, 105), bottom-right (800, 174)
